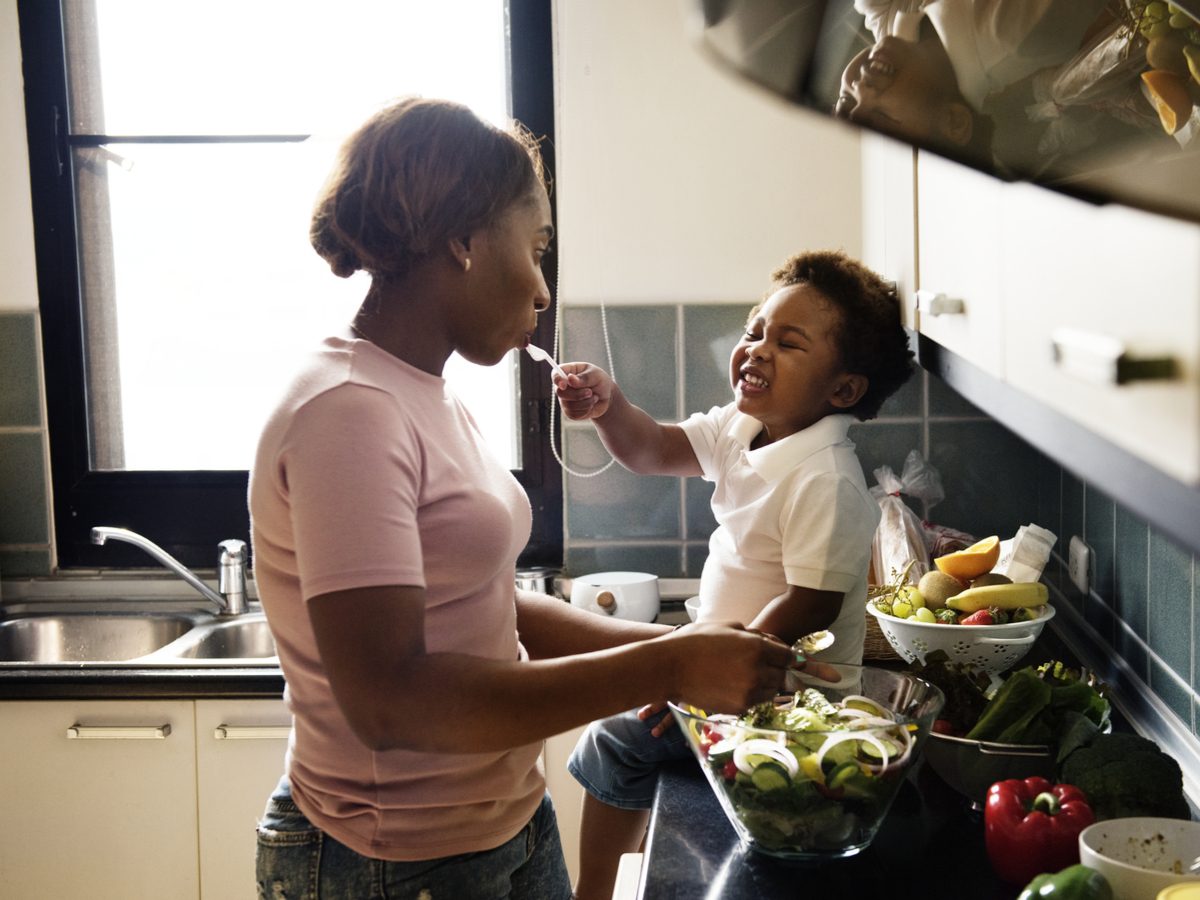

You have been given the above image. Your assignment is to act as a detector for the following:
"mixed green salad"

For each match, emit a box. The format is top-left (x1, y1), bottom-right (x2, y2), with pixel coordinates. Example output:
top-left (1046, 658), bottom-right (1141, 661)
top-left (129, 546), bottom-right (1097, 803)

top-left (683, 688), bottom-right (918, 855)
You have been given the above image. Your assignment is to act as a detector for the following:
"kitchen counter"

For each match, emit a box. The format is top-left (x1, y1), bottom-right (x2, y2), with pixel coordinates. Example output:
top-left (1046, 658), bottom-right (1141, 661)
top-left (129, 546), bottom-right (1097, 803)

top-left (635, 626), bottom-right (1110, 899)
top-left (639, 755), bottom-right (1017, 899)
top-left (0, 665), bottom-right (284, 699)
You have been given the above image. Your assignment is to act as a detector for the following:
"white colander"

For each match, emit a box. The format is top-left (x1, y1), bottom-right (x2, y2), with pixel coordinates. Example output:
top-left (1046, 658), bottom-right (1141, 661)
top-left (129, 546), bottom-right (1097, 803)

top-left (864, 603), bottom-right (1056, 673)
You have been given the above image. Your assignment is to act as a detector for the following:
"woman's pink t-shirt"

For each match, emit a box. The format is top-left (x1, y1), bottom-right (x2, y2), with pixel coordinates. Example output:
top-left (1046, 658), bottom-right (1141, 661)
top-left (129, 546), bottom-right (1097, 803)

top-left (249, 334), bottom-right (543, 861)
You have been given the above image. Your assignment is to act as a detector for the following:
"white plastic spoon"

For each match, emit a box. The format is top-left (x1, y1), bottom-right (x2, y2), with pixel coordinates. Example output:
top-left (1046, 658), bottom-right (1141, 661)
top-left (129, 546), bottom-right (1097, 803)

top-left (525, 343), bottom-right (567, 380)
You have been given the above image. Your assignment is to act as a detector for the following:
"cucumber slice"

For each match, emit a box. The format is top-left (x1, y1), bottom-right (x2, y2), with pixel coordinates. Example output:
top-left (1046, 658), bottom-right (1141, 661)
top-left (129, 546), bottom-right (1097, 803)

top-left (827, 760), bottom-right (862, 789)
top-left (707, 736), bottom-right (740, 759)
top-left (857, 736), bottom-right (901, 761)
top-left (749, 761), bottom-right (792, 791)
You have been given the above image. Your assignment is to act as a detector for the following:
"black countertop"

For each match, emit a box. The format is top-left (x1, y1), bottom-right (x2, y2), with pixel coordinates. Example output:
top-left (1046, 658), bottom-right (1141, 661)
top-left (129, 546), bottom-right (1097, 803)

top-left (639, 756), bottom-right (1018, 900)
top-left (0, 666), bottom-right (284, 699)
top-left (635, 628), bottom-right (1104, 900)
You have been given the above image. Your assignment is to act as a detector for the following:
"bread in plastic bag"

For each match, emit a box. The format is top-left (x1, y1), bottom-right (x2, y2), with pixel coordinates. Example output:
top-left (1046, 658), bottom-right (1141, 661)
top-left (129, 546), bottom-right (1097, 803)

top-left (869, 450), bottom-right (945, 586)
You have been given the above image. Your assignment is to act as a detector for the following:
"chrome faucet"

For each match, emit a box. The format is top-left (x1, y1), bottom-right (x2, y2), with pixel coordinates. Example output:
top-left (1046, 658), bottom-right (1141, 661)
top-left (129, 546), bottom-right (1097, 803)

top-left (90, 526), bottom-right (250, 616)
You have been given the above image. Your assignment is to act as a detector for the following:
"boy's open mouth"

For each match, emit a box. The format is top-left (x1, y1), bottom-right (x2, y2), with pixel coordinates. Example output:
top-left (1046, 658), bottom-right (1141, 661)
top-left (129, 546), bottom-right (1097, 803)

top-left (740, 370), bottom-right (769, 391)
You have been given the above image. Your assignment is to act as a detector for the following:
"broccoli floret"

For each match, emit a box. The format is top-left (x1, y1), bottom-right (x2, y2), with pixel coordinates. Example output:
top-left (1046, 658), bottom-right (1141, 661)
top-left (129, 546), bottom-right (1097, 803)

top-left (1058, 732), bottom-right (1191, 821)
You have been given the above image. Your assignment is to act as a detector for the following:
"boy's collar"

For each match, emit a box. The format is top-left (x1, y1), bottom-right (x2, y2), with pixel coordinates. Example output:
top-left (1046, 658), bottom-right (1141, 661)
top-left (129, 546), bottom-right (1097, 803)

top-left (732, 413), bottom-right (854, 483)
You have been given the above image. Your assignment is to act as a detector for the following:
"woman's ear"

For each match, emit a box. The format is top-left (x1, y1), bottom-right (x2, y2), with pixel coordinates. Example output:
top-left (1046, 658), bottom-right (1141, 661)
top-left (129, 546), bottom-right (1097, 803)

top-left (830, 374), bottom-right (868, 409)
top-left (448, 235), bottom-right (473, 272)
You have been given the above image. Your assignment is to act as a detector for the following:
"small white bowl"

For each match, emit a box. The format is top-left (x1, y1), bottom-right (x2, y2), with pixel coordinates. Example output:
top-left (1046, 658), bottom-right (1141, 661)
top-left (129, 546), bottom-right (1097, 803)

top-left (1079, 817), bottom-right (1200, 900)
top-left (684, 596), bottom-right (701, 622)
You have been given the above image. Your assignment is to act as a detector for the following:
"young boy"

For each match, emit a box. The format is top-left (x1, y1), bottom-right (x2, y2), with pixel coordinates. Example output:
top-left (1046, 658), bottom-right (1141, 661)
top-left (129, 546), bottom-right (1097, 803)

top-left (554, 250), bottom-right (914, 900)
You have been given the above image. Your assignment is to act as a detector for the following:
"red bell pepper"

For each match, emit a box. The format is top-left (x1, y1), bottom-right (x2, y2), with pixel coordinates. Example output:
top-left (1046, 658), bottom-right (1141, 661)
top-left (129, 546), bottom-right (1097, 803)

top-left (984, 776), bottom-right (1095, 885)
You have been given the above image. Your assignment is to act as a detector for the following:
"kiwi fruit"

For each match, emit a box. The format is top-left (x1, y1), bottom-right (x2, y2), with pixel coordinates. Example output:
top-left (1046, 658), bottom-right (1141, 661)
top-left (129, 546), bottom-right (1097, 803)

top-left (917, 570), bottom-right (965, 610)
top-left (970, 572), bottom-right (1013, 588)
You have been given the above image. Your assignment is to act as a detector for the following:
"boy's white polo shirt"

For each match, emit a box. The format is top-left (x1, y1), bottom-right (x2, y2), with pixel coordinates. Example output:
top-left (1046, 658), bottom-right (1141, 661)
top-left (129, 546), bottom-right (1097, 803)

top-left (679, 405), bottom-right (880, 665)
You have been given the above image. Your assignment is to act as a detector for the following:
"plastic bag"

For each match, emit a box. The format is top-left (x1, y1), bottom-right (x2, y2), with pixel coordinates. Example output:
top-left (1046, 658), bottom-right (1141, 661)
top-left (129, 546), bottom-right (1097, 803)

top-left (1026, 21), bottom-right (1160, 157)
top-left (869, 451), bottom-right (945, 585)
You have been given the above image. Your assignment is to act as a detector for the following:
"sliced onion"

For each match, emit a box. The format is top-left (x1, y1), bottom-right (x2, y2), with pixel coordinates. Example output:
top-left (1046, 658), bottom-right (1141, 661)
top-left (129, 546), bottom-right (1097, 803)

top-left (847, 716), bottom-right (901, 730)
top-left (732, 738), bottom-right (799, 777)
top-left (833, 708), bottom-right (875, 720)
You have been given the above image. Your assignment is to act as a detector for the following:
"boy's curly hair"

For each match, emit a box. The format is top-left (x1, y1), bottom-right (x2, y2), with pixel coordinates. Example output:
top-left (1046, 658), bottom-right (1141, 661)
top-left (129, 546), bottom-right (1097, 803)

top-left (768, 250), bottom-right (913, 421)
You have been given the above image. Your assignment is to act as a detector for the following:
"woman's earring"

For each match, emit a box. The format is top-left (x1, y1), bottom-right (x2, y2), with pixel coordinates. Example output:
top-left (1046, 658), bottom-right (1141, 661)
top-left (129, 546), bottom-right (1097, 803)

top-left (463, 258), bottom-right (472, 273)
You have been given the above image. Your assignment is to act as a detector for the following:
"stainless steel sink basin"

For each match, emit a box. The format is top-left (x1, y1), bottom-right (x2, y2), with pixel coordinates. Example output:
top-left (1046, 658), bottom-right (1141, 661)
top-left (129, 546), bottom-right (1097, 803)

top-left (0, 613), bottom-right (197, 663)
top-left (0, 605), bottom-right (277, 667)
top-left (168, 616), bottom-right (277, 660)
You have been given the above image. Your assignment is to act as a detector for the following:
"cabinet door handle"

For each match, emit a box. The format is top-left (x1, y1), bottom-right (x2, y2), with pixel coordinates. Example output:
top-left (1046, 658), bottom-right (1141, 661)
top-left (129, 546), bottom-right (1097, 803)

top-left (915, 290), bottom-right (964, 316)
top-left (1051, 327), bottom-right (1178, 385)
top-left (213, 724), bottom-right (291, 740)
top-left (67, 723), bottom-right (171, 740)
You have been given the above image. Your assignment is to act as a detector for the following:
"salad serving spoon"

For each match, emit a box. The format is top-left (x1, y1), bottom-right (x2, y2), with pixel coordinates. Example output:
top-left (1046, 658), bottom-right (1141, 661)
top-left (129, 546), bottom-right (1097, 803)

top-left (525, 342), bottom-right (567, 380)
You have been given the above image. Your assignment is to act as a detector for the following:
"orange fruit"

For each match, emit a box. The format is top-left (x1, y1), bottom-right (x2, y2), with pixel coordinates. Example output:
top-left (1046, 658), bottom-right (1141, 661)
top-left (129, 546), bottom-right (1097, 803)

top-left (934, 535), bottom-right (1001, 581)
top-left (1142, 69), bottom-right (1194, 134)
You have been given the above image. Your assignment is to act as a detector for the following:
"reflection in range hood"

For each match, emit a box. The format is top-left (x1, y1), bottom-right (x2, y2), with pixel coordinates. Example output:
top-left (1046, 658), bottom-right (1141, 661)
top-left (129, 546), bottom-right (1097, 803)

top-left (692, 0), bottom-right (1200, 224)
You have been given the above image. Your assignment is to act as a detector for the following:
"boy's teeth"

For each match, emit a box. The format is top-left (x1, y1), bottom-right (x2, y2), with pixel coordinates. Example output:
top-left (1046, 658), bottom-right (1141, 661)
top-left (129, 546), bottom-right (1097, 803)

top-left (743, 372), bottom-right (768, 389)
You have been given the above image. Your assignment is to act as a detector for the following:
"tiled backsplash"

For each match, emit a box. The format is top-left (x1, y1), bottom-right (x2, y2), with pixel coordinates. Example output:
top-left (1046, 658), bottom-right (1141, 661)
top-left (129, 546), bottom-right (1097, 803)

top-left (3, 302), bottom-right (1198, 741)
top-left (559, 302), bottom-right (1199, 736)
top-left (0, 311), bottom-right (51, 577)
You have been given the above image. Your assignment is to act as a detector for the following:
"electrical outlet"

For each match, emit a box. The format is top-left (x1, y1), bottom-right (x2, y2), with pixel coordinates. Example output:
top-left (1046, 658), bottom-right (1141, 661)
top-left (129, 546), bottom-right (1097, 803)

top-left (1068, 536), bottom-right (1091, 595)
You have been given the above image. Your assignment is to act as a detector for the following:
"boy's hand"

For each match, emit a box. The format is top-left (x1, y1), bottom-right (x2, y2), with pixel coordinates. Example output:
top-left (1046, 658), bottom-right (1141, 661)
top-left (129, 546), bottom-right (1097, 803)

top-left (637, 700), bottom-right (677, 738)
top-left (554, 363), bottom-right (615, 421)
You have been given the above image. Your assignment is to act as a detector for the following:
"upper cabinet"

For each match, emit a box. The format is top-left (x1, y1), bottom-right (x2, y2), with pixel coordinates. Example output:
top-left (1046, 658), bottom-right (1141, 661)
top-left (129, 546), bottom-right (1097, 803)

top-left (1000, 181), bottom-right (1200, 485)
top-left (915, 152), bottom-right (1008, 380)
top-left (864, 131), bottom-right (1200, 546)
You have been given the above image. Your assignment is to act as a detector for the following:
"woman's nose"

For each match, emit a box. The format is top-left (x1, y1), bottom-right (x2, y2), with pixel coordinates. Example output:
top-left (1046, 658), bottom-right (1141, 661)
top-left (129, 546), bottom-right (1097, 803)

top-left (534, 273), bottom-right (552, 312)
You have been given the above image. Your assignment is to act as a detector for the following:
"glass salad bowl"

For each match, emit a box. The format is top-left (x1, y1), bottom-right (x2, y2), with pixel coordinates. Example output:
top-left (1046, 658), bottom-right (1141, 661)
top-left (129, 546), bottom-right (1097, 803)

top-left (670, 665), bottom-right (944, 862)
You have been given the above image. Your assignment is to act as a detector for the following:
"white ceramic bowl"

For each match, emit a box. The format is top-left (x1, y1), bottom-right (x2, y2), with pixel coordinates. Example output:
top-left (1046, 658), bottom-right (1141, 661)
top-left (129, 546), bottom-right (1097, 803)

top-left (1079, 817), bottom-right (1200, 900)
top-left (684, 596), bottom-right (701, 622)
top-left (865, 603), bottom-right (1055, 674)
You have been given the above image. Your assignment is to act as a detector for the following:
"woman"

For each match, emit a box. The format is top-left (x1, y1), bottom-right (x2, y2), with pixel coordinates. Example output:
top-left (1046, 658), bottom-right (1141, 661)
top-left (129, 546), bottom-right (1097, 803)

top-left (249, 97), bottom-right (791, 899)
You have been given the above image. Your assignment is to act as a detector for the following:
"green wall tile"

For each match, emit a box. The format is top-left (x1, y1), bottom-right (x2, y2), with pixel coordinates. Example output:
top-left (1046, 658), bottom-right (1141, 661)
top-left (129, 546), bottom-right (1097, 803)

top-left (562, 306), bottom-right (678, 421)
top-left (563, 428), bottom-right (681, 540)
top-left (0, 433), bottom-right (49, 544)
top-left (0, 313), bottom-right (42, 427)
top-left (564, 544), bottom-right (684, 579)
top-left (681, 305), bottom-right (745, 414)
top-left (0, 547), bottom-right (52, 578)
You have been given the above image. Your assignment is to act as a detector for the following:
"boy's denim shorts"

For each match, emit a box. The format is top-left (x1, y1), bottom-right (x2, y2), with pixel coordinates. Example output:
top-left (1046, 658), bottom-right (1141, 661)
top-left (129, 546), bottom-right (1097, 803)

top-left (566, 706), bottom-right (691, 810)
top-left (256, 776), bottom-right (572, 900)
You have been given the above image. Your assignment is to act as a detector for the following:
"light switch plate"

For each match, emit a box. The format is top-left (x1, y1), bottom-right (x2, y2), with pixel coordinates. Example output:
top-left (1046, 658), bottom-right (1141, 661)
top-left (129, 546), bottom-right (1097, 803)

top-left (1068, 536), bottom-right (1091, 595)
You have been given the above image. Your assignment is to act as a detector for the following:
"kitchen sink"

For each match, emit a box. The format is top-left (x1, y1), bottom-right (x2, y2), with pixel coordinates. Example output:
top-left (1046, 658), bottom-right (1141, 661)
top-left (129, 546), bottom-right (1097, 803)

top-left (0, 607), bottom-right (278, 667)
top-left (166, 616), bottom-right (277, 660)
top-left (0, 613), bottom-right (197, 663)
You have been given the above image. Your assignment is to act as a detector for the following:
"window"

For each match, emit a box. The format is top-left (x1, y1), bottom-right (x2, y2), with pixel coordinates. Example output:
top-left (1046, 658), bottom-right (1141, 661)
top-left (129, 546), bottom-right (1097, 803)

top-left (19, 0), bottom-right (560, 569)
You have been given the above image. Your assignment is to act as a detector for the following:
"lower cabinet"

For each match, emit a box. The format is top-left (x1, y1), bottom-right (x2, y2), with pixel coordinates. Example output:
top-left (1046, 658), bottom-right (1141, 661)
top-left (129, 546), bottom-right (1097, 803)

top-left (0, 698), bottom-right (290, 900)
top-left (543, 724), bottom-right (586, 885)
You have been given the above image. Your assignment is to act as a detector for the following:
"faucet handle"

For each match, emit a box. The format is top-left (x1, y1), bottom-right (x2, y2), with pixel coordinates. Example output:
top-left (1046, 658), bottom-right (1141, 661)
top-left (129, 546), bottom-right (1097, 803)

top-left (217, 539), bottom-right (248, 615)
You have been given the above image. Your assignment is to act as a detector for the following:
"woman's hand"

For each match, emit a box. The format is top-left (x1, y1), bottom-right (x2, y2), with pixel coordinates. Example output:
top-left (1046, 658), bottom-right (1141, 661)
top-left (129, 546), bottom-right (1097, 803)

top-left (664, 623), bottom-right (792, 714)
top-left (554, 363), bottom-right (616, 421)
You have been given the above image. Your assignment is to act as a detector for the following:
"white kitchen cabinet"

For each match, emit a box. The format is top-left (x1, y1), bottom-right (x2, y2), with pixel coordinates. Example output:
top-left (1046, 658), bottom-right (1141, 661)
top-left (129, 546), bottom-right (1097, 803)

top-left (915, 152), bottom-right (1008, 379)
top-left (1000, 183), bottom-right (1200, 485)
top-left (861, 132), bottom-right (918, 331)
top-left (543, 724), bottom-right (587, 885)
top-left (0, 699), bottom-right (199, 900)
top-left (195, 699), bottom-right (290, 900)
top-left (0, 697), bottom-right (290, 900)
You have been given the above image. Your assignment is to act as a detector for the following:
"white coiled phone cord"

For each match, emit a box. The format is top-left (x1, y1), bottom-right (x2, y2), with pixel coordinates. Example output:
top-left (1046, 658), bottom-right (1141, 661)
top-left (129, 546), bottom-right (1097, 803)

top-left (545, 19), bottom-right (617, 479)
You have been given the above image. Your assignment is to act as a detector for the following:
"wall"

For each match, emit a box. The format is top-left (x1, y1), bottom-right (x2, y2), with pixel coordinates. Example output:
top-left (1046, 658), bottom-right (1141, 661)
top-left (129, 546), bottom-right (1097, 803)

top-left (0, 0), bottom-right (52, 578)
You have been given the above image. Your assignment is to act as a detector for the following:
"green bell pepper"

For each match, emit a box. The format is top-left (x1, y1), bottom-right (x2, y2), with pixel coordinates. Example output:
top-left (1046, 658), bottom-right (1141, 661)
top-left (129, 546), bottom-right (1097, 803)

top-left (1017, 864), bottom-right (1112, 900)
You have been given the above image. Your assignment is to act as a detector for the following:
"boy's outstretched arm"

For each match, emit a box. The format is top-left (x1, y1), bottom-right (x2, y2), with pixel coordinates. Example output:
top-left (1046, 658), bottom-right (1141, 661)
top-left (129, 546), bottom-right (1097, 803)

top-left (555, 363), bottom-right (701, 476)
top-left (748, 585), bottom-right (844, 646)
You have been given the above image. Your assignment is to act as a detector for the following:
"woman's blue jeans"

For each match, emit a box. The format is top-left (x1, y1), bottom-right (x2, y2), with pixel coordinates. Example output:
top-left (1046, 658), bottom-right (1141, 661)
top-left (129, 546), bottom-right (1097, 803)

top-left (256, 776), bottom-right (572, 899)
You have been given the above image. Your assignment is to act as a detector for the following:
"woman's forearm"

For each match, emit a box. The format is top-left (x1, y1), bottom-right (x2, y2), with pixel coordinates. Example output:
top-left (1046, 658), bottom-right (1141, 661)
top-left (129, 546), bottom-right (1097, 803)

top-left (516, 589), bottom-right (669, 658)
